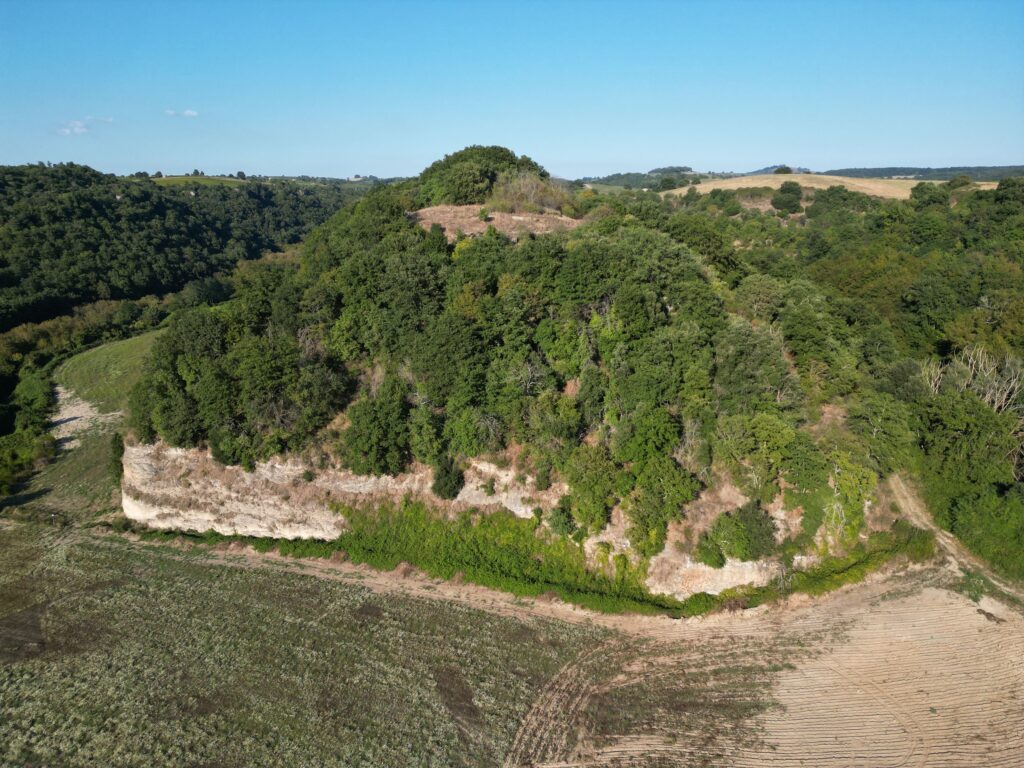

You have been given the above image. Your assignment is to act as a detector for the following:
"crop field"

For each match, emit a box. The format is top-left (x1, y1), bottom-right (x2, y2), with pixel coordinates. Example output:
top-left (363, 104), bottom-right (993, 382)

top-left (666, 173), bottom-right (998, 199)
top-left (4, 521), bottom-right (1020, 768)
top-left (0, 524), bottom-right (607, 768)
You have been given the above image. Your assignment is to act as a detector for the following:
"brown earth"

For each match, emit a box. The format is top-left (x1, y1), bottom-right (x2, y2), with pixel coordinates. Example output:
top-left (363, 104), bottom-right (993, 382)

top-left (411, 205), bottom-right (581, 242)
top-left (665, 173), bottom-right (998, 200)
top-left (888, 474), bottom-right (1024, 602)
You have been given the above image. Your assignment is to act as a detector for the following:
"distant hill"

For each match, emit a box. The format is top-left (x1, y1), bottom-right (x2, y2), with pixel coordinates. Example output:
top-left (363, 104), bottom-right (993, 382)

top-left (664, 172), bottom-right (998, 199)
top-left (0, 163), bottom-right (370, 331)
top-left (745, 165), bottom-right (811, 175)
top-left (577, 166), bottom-right (697, 190)
top-left (823, 165), bottom-right (1024, 181)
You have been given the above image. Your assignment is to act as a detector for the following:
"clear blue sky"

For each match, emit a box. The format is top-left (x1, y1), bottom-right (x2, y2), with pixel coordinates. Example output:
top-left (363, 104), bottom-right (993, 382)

top-left (1, 0), bottom-right (1022, 178)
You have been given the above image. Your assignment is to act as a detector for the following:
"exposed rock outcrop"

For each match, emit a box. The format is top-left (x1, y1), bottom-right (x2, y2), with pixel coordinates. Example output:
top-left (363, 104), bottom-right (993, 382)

top-left (121, 441), bottom-right (566, 539)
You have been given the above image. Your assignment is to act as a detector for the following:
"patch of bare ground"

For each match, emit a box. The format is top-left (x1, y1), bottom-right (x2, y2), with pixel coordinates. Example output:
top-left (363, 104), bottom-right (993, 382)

top-left (50, 385), bottom-right (120, 449)
top-left (665, 173), bottom-right (998, 200)
top-left (411, 205), bottom-right (581, 242)
top-left (122, 441), bottom-right (566, 539)
top-left (734, 587), bottom-right (1024, 768)
top-left (808, 401), bottom-right (847, 438)
top-left (888, 474), bottom-right (1024, 603)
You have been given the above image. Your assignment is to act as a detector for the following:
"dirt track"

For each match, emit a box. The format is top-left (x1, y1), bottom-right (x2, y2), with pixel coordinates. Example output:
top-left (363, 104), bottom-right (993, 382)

top-left (888, 474), bottom-right (1024, 602)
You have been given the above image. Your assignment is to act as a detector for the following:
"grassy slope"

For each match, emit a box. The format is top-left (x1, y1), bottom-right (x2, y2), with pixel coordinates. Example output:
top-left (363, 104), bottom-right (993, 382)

top-left (55, 330), bottom-right (162, 413)
top-left (153, 175), bottom-right (248, 187)
top-left (665, 173), bottom-right (998, 199)
top-left (6, 331), bottom-right (161, 523)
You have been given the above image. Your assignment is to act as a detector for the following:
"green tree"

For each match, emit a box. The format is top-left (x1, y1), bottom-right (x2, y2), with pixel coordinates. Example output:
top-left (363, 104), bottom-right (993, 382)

top-left (341, 377), bottom-right (411, 476)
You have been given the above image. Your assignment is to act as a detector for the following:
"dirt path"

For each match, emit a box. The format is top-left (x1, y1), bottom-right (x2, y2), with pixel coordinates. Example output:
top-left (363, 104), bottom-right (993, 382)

top-left (49, 385), bottom-right (120, 450)
top-left (889, 474), bottom-right (1024, 602)
top-left (502, 638), bottom-right (631, 768)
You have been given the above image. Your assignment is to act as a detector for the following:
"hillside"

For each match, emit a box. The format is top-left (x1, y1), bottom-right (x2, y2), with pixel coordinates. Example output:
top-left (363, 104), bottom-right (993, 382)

top-left (3, 146), bottom-right (1024, 767)
top-left (665, 172), bottom-right (998, 199)
top-left (128, 147), bottom-right (1024, 593)
top-left (824, 164), bottom-right (1024, 181)
top-left (0, 164), bottom-right (372, 496)
top-left (3, 326), bottom-right (1022, 768)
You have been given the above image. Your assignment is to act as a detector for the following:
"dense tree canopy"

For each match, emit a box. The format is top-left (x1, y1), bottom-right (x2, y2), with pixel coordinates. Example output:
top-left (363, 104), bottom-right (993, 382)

top-left (0, 163), bottom-right (370, 331)
top-left (120, 151), bottom-right (1024, 579)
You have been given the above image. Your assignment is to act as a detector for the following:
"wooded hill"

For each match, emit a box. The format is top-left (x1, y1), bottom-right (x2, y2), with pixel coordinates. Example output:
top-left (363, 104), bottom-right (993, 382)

top-left (823, 165), bottom-right (1024, 181)
top-left (129, 146), bottom-right (1024, 581)
top-left (0, 163), bottom-right (372, 494)
top-left (0, 163), bottom-right (370, 332)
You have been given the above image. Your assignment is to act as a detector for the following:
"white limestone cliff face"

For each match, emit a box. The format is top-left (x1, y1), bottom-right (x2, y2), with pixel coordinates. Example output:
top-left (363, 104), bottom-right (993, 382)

top-left (121, 441), bottom-right (566, 539)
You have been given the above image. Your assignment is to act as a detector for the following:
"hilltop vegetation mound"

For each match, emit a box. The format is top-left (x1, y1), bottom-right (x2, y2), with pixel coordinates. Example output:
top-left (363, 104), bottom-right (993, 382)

top-left (413, 146), bottom-right (548, 207)
top-left (127, 147), bottom-right (1024, 584)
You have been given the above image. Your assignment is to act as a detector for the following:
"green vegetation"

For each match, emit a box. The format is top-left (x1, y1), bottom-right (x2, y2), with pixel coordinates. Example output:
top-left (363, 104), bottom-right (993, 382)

top-left (0, 524), bottom-right (603, 767)
top-left (0, 162), bottom-right (369, 332)
top-left (576, 165), bottom-right (699, 191)
top-left (0, 161), bottom-right (372, 497)
top-left (823, 165), bottom-right (1024, 181)
top-left (55, 330), bottom-right (162, 413)
top-left (414, 145), bottom-right (546, 206)
top-left (696, 503), bottom-right (777, 567)
top-left (128, 146), bottom-right (1024, 584)
top-left (771, 179), bottom-right (803, 213)
top-left (152, 174), bottom-right (248, 187)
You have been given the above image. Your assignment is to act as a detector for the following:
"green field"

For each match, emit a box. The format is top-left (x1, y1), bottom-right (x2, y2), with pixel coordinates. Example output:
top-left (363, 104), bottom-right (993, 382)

top-left (0, 524), bottom-right (603, 768)
top-left (152, 175), bottom-right (248, 187)
top-left (55, 330), bottom-right (162, 414)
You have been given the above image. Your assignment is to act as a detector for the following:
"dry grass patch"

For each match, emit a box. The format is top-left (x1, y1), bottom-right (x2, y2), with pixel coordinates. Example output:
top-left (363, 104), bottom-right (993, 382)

top-left (666, 173), bottom-right (998, 200)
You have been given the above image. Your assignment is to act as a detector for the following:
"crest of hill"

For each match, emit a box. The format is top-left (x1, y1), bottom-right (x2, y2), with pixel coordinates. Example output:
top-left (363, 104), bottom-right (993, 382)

top-left (824, 165), bottom-right (1024, 181)
top-left (663, 172), bottom-right (998, 199)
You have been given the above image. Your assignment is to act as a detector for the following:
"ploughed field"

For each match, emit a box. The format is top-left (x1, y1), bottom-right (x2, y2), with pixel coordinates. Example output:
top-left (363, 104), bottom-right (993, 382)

top-left (664, 173), bottom-right (998, 199)
top-left (2, 520), bottom-right (1021, 768)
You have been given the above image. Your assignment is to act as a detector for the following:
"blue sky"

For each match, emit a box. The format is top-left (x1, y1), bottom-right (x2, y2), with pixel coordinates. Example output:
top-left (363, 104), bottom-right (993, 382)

top-left (1, 0), bottom-right (1022, 178)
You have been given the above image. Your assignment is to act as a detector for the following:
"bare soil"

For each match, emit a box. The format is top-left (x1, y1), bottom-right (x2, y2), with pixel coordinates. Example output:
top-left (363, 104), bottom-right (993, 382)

top-left (50, 385), bottom-right (121, 449)
top-left (411, 205), bottom-right (581, 242)
top-left (665, 174), bottom-right (998, 200)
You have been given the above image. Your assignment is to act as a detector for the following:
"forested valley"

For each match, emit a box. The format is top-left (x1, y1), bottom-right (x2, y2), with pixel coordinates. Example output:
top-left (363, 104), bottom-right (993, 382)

top-left (0, 163), bottom-right (372, 493)
top-left (123, 146), bottom-right (1024, 585)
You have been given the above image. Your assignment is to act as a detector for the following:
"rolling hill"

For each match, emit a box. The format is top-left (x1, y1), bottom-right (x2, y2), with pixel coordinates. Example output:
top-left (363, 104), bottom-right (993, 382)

top-left (664, 172), bottom-right (998, 199)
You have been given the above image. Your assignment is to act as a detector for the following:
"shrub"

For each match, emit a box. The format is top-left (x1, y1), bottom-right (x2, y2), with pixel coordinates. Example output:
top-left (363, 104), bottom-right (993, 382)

top-left (546, 496), bottom-right (577, 536)
top-left (431, 455), bottom-right (465, 500)
top-left (109, 432), bottom-right (125, 481)
top-left (340, 377), bottom-right (410, 476)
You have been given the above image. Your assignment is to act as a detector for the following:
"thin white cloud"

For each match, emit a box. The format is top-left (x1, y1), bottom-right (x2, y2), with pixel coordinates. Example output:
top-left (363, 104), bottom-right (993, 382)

top-left (182, 109), bottom-right (199, 118)
top-left (57, 115), bottom-right (114, 136)
top-left (57, 119), bottom-right (89, 136)
top-left (164, 108), bottom-right (177, 116)
top-left (165, 108), bottom-right (199, 118)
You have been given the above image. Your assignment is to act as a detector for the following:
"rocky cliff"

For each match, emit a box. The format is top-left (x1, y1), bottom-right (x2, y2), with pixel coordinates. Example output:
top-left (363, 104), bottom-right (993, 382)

top-left (121, 441), bottom-right (566, 539)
